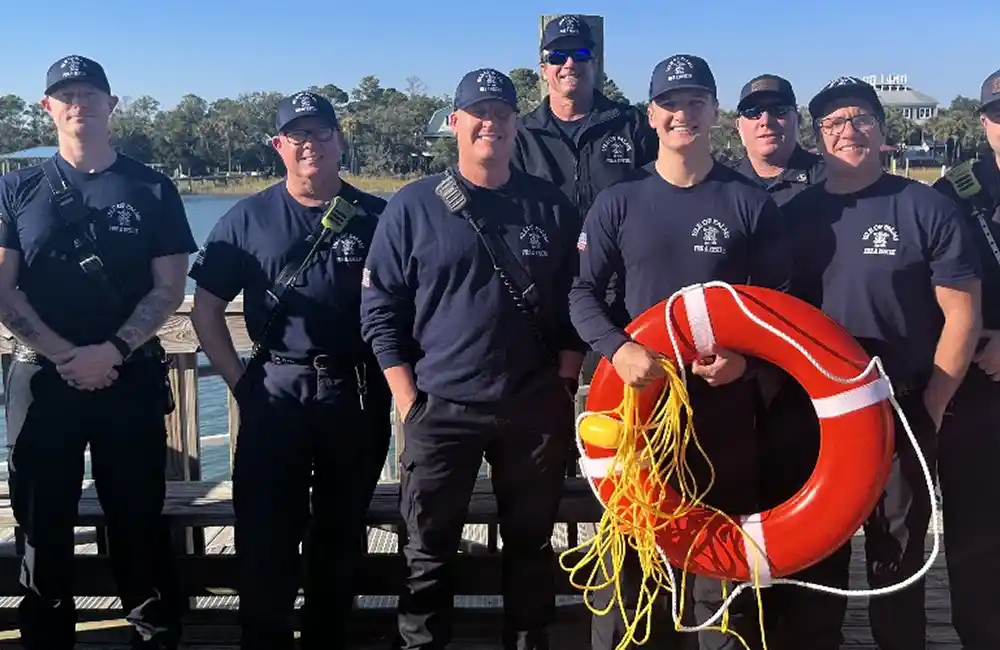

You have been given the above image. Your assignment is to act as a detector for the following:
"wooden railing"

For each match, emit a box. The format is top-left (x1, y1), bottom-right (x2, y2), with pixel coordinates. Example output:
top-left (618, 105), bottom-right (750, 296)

top-left (0, 296), bottom-right (601, 637)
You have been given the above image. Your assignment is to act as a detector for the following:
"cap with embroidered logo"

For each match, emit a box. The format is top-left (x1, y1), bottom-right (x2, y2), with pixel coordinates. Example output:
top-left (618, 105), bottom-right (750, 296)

top-left (275, 91), bottom-right (339, 134)
top-left (541, 14), bottom-right (595, 51)
top-left (737, 74), bottom-right (796, 111)
top-left (45, 55), bottom-right (111, 96)
top-left (808, 76), bottom-right (885, 121)
top-left (453, 68), bottom-right (518, 112)
top-left (649, 54), bottom-right (716, 101)
top-left (980, 69), bottom-right (1000, 112)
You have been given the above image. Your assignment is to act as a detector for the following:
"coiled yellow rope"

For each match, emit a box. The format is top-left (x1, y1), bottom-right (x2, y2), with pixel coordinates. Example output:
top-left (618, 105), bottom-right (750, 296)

top-left (560, 358), bottom-right (769, 650)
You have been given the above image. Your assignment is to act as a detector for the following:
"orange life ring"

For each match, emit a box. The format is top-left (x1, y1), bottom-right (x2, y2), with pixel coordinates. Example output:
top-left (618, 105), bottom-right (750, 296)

top-left (578, 282), bottom-right (895, 584)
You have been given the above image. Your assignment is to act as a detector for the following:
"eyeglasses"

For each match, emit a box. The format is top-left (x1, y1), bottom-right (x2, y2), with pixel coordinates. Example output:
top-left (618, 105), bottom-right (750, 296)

top-left (282, 127), bottom-right (335, 144)
top-left (815, 114), bottom-right (880, 135)
top-left (739, 104), bottom-right (796, 120)
top-left (543, 48), bottom-right (593, 66)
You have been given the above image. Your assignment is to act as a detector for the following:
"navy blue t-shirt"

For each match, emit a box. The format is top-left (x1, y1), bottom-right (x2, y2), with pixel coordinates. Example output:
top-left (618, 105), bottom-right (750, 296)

top-left (0, 153), bottom-right (197, 345)
top-left (360, 168), bottom-right (585, 404)
top-left (783, 173), bottom-right (982, 385)
top-left (188, 181), bottom-right (385, 362)
top-left (569, 162), bottom-right (791, 361)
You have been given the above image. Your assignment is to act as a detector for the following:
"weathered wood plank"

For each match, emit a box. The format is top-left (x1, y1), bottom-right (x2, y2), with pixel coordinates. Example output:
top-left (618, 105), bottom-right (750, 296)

top-left (0, 477), bottom-right (603, 528)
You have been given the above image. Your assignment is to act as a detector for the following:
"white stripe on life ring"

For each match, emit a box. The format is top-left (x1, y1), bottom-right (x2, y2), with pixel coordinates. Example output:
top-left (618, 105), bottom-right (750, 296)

top-left (739, 513), bottom-right (773, 587)
top-left (681, 284), bottom-right (717, 357)
top-left (811, 376), bottom-right (892, 419)
top-left (579, 454), bottom-right (650, 479)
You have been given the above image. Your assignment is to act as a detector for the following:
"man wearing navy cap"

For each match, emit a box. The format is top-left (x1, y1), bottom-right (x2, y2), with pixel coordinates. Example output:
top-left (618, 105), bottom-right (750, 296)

top-left (571, 53), bottom-right (790, 650)
top-left (930, 67), bottom-right (1000, 650)
top-left (361, 68), bottom-right (585, 650)
top-left (781, 75), bottom-right (983, 650)
top-left (0, 55), bottom-right (196, 649)
top-left (189, 89), bottom-right (392, 650)
top-left (729, 74), bottom-right (824, 207)
top-left (512, 14), bottom-right (658, 388)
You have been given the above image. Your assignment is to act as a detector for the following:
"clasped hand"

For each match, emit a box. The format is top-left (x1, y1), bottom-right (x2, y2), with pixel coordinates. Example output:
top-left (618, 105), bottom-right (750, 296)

top-left (53, 343), bottom-right (123, 391)
top-left (612, 341), bottom-right (746, 389)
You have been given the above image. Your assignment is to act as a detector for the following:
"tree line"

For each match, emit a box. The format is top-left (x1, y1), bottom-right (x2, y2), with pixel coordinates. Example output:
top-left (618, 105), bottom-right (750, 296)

top-left (0, 68), bottom-right (990, 178)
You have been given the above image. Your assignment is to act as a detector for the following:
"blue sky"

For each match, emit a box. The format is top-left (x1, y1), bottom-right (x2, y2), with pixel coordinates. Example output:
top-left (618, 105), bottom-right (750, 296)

top-left (3, 0), bottom-right (995, 112)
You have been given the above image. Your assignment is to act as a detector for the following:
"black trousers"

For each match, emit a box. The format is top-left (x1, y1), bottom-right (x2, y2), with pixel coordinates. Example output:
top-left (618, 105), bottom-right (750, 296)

top-left (231, 358), bottom-right (392, 650)
top-left (394, 378), bottom-right (575, 650)
top-left (590, 378), bottom-right (765, 650)
top-left (5, 358), bottom-right (181, 650)
top-left (938, 366), bottom-right (1000, 650)
top-left (757, 378), bottom-right (938, 650)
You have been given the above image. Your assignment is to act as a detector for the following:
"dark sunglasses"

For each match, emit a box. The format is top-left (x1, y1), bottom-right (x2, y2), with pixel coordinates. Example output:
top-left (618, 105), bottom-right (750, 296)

top-left (543, 48), bottom-right (593, 65)
top-left (739, 104), bottom-right (796, 120)
top-left (282, 127), bottom-right (335, 144)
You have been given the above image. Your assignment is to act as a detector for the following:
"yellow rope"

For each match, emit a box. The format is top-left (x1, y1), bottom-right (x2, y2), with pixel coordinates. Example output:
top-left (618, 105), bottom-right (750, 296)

top-left (561, 358), bottom-right (769, 650)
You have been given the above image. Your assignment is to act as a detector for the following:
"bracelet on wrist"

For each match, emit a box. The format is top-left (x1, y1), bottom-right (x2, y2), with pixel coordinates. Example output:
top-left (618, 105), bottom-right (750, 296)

top-left (107, 336), bottom-right (132, 363)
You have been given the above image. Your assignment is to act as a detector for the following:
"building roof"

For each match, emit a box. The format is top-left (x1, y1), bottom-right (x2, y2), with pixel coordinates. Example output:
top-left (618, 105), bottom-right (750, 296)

top-left (424, 107), bottom-right (454, 138)
top-left (876, 88), bottom-right (939, 107)
top-left (0, 146), bottom-right (59, 160)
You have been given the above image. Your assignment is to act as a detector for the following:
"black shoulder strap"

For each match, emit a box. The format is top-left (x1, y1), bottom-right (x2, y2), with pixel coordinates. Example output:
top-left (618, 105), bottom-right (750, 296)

top-left (433, 167), bottom-right (555, 359)
top-left (40, 156), bottom-right (127, 312)
top-left (943, 160), bottom-right (1000, 269)
top-left (249, 194), bottom-right (363, 361)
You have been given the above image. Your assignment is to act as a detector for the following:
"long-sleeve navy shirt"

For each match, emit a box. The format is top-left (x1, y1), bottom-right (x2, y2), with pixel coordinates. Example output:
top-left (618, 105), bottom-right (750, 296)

top-left (569, 163), bottom-right (791, 361)
top-left (360, 168), bottom-right (585, 404)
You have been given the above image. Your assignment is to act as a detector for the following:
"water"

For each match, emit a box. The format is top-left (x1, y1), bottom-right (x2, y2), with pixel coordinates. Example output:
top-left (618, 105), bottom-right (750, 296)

top-left (1, 191), bottom-right (395, 482)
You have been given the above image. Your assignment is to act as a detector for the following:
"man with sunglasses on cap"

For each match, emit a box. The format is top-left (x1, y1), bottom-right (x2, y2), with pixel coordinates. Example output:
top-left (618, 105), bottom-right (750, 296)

top-left (361, 68), bottom-right (585, 650)
top-left (511, 14), bottom-right (658, 385)
top-left (0, 55), bottom-right (195, 650)
top-left (571, 53), bottom-right (790, 650)
top-left (188, 90), bottom-right (392, 650)
top-left (929, 67), bottom-right (1000, 650)
top-left (780, 76), bottom-right (982, 650)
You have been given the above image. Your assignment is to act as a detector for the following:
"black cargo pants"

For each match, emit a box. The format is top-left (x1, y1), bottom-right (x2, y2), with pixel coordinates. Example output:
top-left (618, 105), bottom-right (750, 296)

top-left (938, 366), bottom-right (1000, 650)
top-left (231, 355), bottom-right (392, 650)
top-left (394, 376), bottom-right (575, 650)
top-left (5, 356), bottom-right (182, 650)
top-left (756, 378), bottom-right (938, 650)
top-left (591, 378), bottom-right (765, 650)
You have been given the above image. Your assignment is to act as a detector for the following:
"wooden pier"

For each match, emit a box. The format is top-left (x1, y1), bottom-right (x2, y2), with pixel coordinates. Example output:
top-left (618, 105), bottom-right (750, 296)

top-left (0, 297), bottom-right (959, 648)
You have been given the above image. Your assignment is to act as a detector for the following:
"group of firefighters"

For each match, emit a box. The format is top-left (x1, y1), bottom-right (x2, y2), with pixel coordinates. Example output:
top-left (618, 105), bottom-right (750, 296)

top-left (0, 13), bottom-right (998, 650)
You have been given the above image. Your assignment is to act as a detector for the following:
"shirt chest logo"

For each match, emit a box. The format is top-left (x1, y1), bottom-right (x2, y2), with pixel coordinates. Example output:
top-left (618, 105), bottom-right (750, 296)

top-left (601, 135), bottom-right (633, 165)
top-left (331, 233), bottom-right (366, 263)
top-left (520, 224), bottom-right (549, 257)
top-left (691, 218), bottom-right (730, 254)
top-left (862, 224), bottom-right (899, 256)
top-left (107, 202), bottom-right (141, 235)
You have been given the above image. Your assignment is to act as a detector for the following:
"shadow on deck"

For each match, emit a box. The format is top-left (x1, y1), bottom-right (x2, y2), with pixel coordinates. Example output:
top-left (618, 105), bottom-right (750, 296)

top-left (0, 536), bottom-right (957, 649)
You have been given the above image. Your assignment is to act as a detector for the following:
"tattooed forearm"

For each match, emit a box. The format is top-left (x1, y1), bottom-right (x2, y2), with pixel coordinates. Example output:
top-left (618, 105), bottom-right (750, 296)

top-left (116, 286), bottom-right (181, 351)
top-left (0, 290), bottom-right (74, 356)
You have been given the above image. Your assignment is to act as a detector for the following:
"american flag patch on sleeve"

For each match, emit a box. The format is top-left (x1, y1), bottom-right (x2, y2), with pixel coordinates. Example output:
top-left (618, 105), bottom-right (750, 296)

top-left (361, 267), bottom-right (371, 288)
top-left (576, 232), bottom-right (587, 251)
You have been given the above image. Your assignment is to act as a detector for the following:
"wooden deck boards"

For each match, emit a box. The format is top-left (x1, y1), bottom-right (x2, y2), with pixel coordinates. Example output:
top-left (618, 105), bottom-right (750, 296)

top-left (0, 535), bottom-right (957, 648)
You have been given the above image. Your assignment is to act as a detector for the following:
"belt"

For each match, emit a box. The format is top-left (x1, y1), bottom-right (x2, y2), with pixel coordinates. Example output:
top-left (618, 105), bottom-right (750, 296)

top-left (12, 340), bottom-right (162, 366)
top-left (268, 352), bottom-right (362, 372)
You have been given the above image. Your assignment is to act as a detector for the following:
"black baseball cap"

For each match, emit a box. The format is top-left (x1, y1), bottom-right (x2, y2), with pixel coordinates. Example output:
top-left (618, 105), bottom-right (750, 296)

top-left (737, 74), bottom-right (796, 111)
top-left (649, 54), bottom-right (716, 101)
top-left (541, 14), bottom-right (595, 51)
top-left (808, 76), bottom-right (885, 121)
top-left (45, 55), bottom-right (111, 96)
top-left (275, 91), bottom-right (339, 133)
top-left (979, 68), bottom-right (1000, 112)
top-left (453, 68), bottom-right (518, 112)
